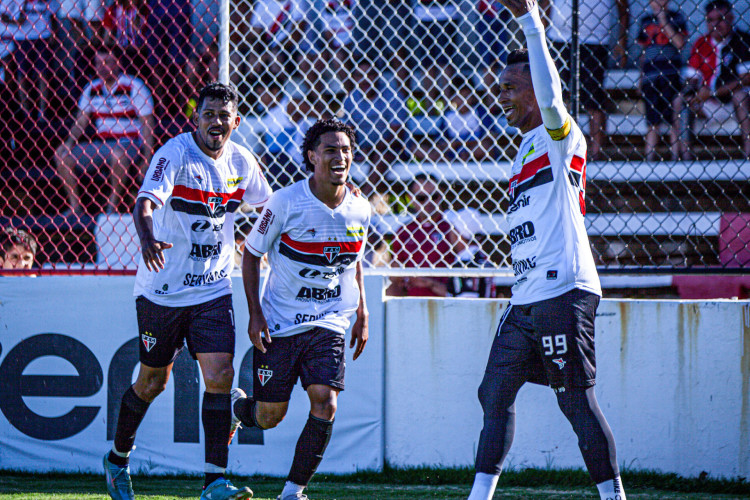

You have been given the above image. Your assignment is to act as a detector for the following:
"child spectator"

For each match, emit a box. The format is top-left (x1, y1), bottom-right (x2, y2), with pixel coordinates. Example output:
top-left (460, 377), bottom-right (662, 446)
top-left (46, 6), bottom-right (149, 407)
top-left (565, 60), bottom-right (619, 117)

top-left (0, 227), bottom-right (37, 269)
top-left (636, 0), bottom-right (688, 161)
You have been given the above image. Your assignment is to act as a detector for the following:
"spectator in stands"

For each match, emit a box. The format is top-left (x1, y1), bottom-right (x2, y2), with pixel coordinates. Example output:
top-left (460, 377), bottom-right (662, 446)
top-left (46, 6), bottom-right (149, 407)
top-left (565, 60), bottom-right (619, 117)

top-left (636, 0), bottom-right (687, 161)
top-left (410, 0), bottom-right (461, 101)
top-left (231, 0), bottom-right (308, 89)
top-left (443, 74), bottom-right (485, 162)
top-left (233, 72), bottom-right (283, 155)
top-left (317, 0), bottom-right (356, 87)
top-left (673, 0), bottom-right (750, 160)
top-left (0, 227), bottom-right (37, 270)
top-left (342, 58), bottom-right (407, 192)
top-left (542, 0), bottom-right (629, 161)
top-left (445, 207), bottom-right (497, 298)
top-left (54, 44), bottom-right (154, 215)
top-left (476, 0), bottom-right (512, 70)
top-left (0, 0), bottom-right (57, 119)
top-left (387, 173), bottom-right (466, 297)
top-left (407, 71), bottom-right (448, 162)
top-left (101, 0), bottom-right (147, 75)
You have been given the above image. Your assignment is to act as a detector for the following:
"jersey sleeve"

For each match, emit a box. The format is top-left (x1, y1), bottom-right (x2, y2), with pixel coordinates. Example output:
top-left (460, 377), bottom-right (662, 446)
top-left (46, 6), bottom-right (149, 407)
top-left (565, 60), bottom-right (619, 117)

top-left (244, 190), bottom-right (286, 257)
top-left (136, 141), bottom-right (183, 207)
top-left (78, 81), bottom-right (93, 113)
top-left (517, 5), bottom-right (569, 137)
top-left (241, 151), bottom-right (273, 206)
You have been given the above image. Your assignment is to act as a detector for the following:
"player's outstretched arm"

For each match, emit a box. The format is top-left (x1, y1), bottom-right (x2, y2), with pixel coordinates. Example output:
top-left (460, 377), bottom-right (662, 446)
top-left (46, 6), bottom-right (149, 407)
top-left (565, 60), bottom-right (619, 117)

top-left (502, 0), bottom-right (567, 131)
top-left (350, 260), bottom-right (369, 360)
top-left (133, 197), bottom-right (173, 272)
top-left (242, 249), bottom-right (271, 352)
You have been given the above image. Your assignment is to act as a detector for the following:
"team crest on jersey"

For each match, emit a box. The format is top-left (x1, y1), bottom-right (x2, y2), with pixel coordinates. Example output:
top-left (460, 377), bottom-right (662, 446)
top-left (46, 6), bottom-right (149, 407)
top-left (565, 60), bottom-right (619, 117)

top-left (323, 245), bottom-right (341, 263)
top-left (552, 358), bottom-right (566, 369)
top-left (141, 332), bottom-right (156, 352)
top-left (257, 365), bottom-right (273, 386)
top-left (509, 179), bottom-right (518, 198)
top-left (207, 196), bottom-right (223, 215)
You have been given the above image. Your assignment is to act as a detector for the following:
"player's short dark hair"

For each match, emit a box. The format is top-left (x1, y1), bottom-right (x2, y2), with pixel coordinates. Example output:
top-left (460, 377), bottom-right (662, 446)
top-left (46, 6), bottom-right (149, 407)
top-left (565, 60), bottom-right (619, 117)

top-left (505, 49), bottom-right (531, 73)
top-left (301, 119), bottom-right (357, 172)
top-left (196, 82), bottom-right (240, 113)
top-left (706, 0), bottom-right (732, 13)
top-left (1, 227), bottom-right (38, 257)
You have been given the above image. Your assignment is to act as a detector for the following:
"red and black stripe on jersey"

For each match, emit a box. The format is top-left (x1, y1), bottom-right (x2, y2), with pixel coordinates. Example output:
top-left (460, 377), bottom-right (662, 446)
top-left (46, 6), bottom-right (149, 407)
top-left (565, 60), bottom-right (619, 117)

top-left (279, 233), bottom-right (362, 267)
top-left (567, 155), bottom-right (586, 215)
top-left (90, 83), bottom-right (132, 98)
top-left (169, 185), bottom-right (245, 218)
top-left (509, 153), bottom-right (552, 203)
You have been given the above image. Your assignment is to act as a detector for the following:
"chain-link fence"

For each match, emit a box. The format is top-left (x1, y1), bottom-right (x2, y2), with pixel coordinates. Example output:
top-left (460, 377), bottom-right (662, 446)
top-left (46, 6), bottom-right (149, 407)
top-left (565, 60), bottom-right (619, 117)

top-left (2, 0), bottom-right (750, 277)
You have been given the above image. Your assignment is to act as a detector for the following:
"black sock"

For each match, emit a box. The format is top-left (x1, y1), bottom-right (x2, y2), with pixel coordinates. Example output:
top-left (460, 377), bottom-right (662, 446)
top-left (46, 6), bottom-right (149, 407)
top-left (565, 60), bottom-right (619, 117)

top-left (202, 392), bottom-right (230, 485)
top-left (234, 397), bottom-right (259, 428)
top-left (204, 472), bottom-right (223, 489)
top-left (287, 414), bottom-right (334, 487)
top-left (110, 386), bottom-right (150, 468)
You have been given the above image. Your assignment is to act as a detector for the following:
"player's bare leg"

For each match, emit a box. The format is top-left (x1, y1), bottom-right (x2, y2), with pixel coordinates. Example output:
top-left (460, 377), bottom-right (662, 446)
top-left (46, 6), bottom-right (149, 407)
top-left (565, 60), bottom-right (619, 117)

top-left (732, 88), bottom-right (750, 158)
top-left (54, 147), bottom-right (82, 214)
top-left (107, 148), bottom-right (130, 214)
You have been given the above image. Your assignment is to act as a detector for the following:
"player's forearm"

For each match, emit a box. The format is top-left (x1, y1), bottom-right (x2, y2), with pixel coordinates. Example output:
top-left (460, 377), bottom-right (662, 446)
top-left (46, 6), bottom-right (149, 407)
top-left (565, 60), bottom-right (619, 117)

top-left (355, 261), bottom-right (368, 317)
top-left (242, 250), bottom-right (263, 314)
top-left (517, 4), bottom-right (567, 130)
top-left (133, 198), bottom-right (156, 244)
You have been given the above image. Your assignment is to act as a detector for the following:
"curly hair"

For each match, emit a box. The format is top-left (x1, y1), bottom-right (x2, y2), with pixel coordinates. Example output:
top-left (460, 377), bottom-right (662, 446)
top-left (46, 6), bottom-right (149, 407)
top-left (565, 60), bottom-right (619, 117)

top-left (301, 119), bottom-right (357, 172)
top-left (196, 81), bottom-right (240, 113)
top-left (1, 227), bottom-right (38, 257)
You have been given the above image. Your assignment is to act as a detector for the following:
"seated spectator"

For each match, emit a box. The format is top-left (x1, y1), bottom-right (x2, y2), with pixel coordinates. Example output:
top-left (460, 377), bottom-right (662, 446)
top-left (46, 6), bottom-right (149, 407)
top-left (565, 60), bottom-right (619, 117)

top-left (406, 73), bottom-right (448, 163)
top-left (475, 0), bottom-right (512, 69)
top-left (387, 173), bottom-right (466, 297)
top-left (673, 0), bottom-right (750, 159)
top-left (317, 0), bottom-right (356, 86)
top-left (342, 58), bottom-right (407, 192)
top-left (443, 74), bottom-right (485, 162)
top-left (410, 0), bottom-right (460, 100)
top-left (101, 0), bottom-right (147, 76)
top-left (0, 227), bottom-right (37, 270)
top-left (54, 44), bottom-right (154, 215)
top-left (636, 0), bottom-right (687, 161)
top-left (1, 0), bottom-right (56, 119)
top-left (233, 73), bottom-right (283, 155)
top-left (444, 207), bottom-right (496, 298)
top-left (231, 0), bottom-right (308, 89)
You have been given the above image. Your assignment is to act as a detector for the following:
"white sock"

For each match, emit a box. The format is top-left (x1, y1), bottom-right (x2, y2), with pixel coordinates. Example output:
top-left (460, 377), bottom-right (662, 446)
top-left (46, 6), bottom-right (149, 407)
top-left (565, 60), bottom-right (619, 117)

top-left (467, 472), bottom-right (499, 500)
top-left (596, 475), bottom-right (626, 500)
top-left (281, 480), bottom-right (305, 498)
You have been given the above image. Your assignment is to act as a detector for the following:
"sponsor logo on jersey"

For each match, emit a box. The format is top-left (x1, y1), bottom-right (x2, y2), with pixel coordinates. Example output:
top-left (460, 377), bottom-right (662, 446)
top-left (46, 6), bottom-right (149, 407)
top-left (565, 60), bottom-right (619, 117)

top-left (141, 332), bottom-right (156, 352)
top-left (189, 241), bottom-right (223, 261)
top-left (553, 385), bottom-right (566, 393)
top-left (509, 221), bottom-right (536, 247)
top-left (295, 310), bottom-right (338, 324)
top-left (552, 358), bottom-right (566, 369)
top-left (323, 246), bottom-right (341, 263)
top-left (513, 276), bottom-right (528, 287)
top-left (257, 209), bottom-right (274, 235)
top-left (151, 157), bottom-right (169, 182)
top-left (226, 177), bottom-right (243, 188)
top-left (194, 174), bottom-right (203, 183)
top-left (191, 220), bottom-right (224, 232)
top-left (298, 266), bottom-right (347, 279)
top-left (346, 226), bottom-right (365, 237)
top-left (512, 256), bottom-right (536, 276)
top-left (547, 270), bottom-right (558, 280)
top-left (183, 269), bottom-right (228, 287)
top-left (295, 285), bottom-right (342, 302)
top-left (508, 194), bottom-right (530, 214)
top-left (257, 365), bottom-right (273, 386)
top-left (306, 228), bottom-right (316, 237)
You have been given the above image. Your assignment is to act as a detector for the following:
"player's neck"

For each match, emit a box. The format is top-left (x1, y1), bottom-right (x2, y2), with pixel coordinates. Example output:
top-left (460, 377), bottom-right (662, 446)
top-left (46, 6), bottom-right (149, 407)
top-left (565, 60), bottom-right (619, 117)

top-left (308, 177), bottom-right (346, 209)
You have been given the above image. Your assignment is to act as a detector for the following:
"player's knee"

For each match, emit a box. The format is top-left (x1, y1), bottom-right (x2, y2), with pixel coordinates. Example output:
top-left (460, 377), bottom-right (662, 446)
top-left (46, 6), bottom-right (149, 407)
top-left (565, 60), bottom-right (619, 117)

top-left (555, 387), bottom-right (589, 420)
top-left (134, 377), bottom-right (168, 401)
top-left (203, 365), bottom-right (235, 392)
top-left (478, 377), bottom-right (508, 417)
top-left (257, 406), bottom-right (287, 429)
top-left (310, 398), bottom-right (337, 421)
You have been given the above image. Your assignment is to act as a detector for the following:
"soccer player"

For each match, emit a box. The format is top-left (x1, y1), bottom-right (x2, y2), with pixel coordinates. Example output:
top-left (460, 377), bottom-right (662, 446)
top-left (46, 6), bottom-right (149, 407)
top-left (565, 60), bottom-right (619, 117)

top-left (103, 82), bottom-right (272, 500)
top-left (230, 119), bottom-right (370, 500)
top-left (466, 1), bottom-right (627, 500)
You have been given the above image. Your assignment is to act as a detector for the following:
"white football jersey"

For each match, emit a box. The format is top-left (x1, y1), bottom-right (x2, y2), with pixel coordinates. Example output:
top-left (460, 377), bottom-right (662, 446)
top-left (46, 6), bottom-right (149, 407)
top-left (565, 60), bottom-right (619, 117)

top-left (134, 132), bottom-right (272, 306)
top-left (244, 180), bottom-right (370, 337)
top-left (507, 118), bottom-right (601, 305)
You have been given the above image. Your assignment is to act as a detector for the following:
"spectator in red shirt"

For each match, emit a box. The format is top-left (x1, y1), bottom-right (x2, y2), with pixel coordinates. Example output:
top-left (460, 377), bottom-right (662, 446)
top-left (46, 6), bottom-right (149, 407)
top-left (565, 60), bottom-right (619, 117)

top-left (387, 173), bottom-right (466, 296)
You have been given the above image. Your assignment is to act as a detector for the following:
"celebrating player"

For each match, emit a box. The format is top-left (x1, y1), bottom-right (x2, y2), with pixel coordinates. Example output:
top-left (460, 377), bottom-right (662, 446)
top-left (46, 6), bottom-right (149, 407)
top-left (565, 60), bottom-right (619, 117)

top-left (230, 119), bottom-right (370, 500)
top-left (104, 82), bottom-right (272, 500)
top-left (467, 1), bottom-right (627, 499)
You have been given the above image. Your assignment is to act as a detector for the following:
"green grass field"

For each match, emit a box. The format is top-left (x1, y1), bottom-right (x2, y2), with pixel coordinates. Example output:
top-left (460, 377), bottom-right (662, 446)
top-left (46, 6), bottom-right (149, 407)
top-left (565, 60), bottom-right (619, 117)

top-left (2, 468), bottom-right (749, 499)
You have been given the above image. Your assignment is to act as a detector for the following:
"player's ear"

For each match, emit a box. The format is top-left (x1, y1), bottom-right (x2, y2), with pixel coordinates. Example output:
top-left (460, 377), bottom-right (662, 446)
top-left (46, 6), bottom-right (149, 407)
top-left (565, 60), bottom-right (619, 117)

top-left (307, 148), bottom-right (317, 169)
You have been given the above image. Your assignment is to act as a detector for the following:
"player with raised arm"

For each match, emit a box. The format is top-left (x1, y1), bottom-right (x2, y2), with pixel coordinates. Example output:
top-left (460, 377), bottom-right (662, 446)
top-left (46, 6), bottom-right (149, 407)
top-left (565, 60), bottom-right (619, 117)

top-left (230, 119), bottom-right (370, 500)
top-left (467, 1), bottom-right (626, 499)
top-left (103, 82), bottom-right (271, 500)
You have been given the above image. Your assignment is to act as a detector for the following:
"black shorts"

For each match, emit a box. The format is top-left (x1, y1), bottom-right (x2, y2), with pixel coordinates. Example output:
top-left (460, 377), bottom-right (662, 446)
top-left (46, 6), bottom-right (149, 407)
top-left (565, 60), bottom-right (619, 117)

top-left (551, 41), bottom-right (609, 112)
top-left (135, 294), bottom-right (235, 367)
top-left (253, 327), bottom-right (346, 403)
top-left (484, 288), bottom-right (599, 391)
top-left (642, 73), bottom-right (682, 126)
